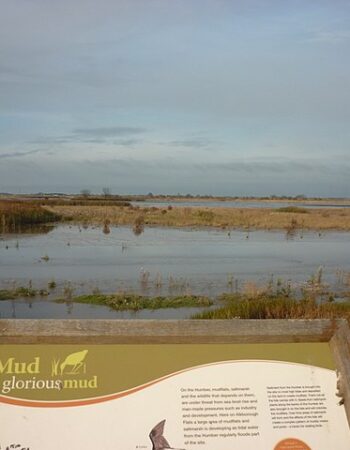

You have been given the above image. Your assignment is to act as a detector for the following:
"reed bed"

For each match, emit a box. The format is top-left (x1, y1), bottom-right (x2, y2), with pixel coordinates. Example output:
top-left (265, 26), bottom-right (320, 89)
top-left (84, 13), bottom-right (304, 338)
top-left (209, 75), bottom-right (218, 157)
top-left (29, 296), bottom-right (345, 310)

top-left (192, 293), bottom-right (350, 321)
top-left (0, 200), bottom-right (60, 232)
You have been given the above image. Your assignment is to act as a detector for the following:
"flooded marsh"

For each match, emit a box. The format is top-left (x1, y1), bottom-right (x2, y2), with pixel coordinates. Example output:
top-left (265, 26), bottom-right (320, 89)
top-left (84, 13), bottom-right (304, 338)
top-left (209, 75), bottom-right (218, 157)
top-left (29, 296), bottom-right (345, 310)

top-left (1, 224), bottom-right (350, 318)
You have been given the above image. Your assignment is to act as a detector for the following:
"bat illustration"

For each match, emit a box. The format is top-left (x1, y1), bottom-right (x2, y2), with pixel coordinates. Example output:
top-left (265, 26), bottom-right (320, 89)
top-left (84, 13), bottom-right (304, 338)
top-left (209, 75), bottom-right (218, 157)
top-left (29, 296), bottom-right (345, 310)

top-left (149, 420), bottom-right (185, 450)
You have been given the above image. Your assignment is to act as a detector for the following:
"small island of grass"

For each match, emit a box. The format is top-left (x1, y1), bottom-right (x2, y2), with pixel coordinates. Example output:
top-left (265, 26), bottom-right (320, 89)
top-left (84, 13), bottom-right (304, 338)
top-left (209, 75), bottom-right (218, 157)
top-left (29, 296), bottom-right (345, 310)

top-left (55, 293), bottom-right (213, 311)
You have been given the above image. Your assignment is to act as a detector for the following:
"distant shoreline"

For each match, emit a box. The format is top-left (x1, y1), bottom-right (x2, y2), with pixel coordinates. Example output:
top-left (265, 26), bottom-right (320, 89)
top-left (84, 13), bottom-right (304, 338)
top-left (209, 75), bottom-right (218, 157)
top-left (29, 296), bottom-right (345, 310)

top-left (1, 193), bottom-right (350, 206)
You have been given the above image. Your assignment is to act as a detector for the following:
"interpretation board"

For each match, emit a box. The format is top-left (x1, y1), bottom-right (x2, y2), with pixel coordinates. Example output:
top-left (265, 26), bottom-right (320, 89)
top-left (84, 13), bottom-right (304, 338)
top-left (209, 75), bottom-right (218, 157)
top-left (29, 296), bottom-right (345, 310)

top-left (1, 341), bottom-right (350, 450)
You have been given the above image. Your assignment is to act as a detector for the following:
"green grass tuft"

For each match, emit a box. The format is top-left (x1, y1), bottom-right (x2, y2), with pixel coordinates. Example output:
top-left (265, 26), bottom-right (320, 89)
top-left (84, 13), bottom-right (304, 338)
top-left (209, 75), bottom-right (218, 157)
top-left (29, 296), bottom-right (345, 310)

top-left (0, 287), bottom-right (38, 300)
top-left (276, 206), bottom-right (309, 214)
top-left (55, 293), bottom-right (213, 311)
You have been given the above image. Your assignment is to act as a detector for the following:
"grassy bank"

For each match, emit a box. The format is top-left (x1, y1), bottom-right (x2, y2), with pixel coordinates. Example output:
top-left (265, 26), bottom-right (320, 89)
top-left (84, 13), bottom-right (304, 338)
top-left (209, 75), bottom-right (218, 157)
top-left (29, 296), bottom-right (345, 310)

top-left (0, 201), bottom-right (61, 232)
top-left (192, 292), bottom-right (350, 321)
top-left (55, 293), bottom-right (213, 311)
top-left (49, 204), bottom-right (350, 231)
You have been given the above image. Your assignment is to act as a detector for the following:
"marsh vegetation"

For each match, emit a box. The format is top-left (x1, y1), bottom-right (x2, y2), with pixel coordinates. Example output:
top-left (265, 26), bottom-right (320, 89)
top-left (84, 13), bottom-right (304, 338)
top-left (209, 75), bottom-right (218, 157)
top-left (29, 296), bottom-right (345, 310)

top-left (0, 200), bottom-right (60, 232)
top-left (2, 275), bottom-right (349, 321)
top-left (0, 286), bottom-right (48, 300)
top-left (1, 197), bottom-right (350, 232)
top-left (49, 203), bottom-right (350, 231)
top-left (192, 291), bottom-right (350, 322)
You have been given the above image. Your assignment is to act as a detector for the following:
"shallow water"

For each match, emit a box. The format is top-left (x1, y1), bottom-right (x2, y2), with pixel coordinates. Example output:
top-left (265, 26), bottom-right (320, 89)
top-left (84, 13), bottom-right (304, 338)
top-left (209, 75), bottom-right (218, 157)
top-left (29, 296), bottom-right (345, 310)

top-left (133, 200), bottom-right (350, 209)
top-left (0, 298), bottom-right (212, 319)
top-left (1, 225), bottom-right (349, 311)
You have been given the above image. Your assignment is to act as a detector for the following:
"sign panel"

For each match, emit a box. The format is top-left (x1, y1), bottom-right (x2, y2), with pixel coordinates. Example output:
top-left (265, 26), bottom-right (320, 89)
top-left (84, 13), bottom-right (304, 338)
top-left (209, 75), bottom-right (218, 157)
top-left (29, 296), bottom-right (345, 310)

top-left (1, 344), bottom-right (349, 449)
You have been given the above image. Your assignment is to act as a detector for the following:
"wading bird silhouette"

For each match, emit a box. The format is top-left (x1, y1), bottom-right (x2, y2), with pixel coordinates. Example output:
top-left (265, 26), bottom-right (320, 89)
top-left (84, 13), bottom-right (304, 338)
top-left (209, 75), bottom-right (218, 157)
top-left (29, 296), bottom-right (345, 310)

top-left (60, 349), bottom-right (88, 375)
top-left (149, 420), bottom-right (186, 450)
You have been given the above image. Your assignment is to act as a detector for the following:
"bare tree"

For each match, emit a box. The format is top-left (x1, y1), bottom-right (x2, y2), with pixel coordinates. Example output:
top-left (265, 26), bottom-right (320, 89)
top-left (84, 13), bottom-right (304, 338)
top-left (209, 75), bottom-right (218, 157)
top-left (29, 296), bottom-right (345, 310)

top-left (80, 189), bottom-right (91, 198)
top-left (102, 187), bottom-right (111, 198)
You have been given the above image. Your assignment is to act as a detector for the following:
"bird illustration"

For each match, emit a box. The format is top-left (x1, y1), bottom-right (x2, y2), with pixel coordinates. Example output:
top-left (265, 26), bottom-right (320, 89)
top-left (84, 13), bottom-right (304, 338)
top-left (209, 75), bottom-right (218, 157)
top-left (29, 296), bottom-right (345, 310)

top-left (149, 420), bottom-right (185, 450)
top-left (60, 349), bottom-right (88, 375)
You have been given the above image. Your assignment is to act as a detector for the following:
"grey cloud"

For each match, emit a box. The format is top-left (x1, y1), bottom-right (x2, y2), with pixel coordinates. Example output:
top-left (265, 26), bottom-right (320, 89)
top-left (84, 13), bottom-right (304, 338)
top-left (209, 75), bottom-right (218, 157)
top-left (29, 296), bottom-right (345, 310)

top-left (0, 64), bottom-right (22, 76)
top-left (113, 138), bottom-right (141, 146)
top-left (81, 137), bottom-right (143, 146)
top-left (166, 138), bottom-right (214, 149)
top-left (28, 129), bottom-right (146, 146)
top-left (0, 149), bottom-right (45, 159)
top-left (1, 0), bottom-right (350, 123)
top-left (107, 157), bottom-right (348, 178)
top-left (197, 159), bottom-right (340, 175)
top-left (305, 30), bottom-right (350, 44)
top-left (73, 126), bottom-right (147, 137)
top-left (79, 138), bottom-right (106, 144)
top-left (80, 156), bottom-right (348, 176)
top-left (29, 136), bottom-right (73, 145)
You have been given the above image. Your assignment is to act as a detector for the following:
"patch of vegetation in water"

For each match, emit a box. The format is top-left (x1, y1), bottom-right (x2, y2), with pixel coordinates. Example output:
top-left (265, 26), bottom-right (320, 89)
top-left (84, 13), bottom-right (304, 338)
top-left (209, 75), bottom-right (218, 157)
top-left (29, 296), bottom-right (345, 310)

top-left (192, 292), bottom-right (350, 321)
top-left (0, 287), bottom-right (35, 300)
top-left (276, 206), bottom-right (309, 213)
top-left (0, 286), bottom-right (49, 300)
top-left (55, 293), bottom-right (213, 310)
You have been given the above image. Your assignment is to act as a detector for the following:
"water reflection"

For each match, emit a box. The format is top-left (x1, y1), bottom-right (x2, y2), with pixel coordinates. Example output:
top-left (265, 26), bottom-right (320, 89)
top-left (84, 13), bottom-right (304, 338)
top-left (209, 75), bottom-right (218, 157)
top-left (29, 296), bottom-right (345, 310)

top-left (0, 298), bottom-right (213, 319)
top-left (285, 228), bottom-right (298, 240)
top-left (0, 223), bottom-right (55, 236)
top-left (103, 220), bottom-right (111, 234)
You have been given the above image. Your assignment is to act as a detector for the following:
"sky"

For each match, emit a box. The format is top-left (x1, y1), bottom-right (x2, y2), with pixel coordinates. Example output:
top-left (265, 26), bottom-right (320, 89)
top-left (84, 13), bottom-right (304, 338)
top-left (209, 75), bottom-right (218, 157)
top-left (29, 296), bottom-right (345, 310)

top-left (0, 0), bottom-right (349, 196)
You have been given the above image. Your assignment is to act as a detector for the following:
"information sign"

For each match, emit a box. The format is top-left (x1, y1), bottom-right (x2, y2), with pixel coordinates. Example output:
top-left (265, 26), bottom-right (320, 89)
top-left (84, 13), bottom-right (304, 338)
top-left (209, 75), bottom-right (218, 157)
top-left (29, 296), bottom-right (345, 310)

top-left (1, 339), bottom-right (350, 450)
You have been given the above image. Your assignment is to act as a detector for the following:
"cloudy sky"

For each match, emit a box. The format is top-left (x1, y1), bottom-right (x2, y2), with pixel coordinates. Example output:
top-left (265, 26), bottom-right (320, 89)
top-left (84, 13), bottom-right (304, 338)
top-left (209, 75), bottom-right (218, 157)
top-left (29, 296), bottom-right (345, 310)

top-left (0, 0), bottom-right (349, 196)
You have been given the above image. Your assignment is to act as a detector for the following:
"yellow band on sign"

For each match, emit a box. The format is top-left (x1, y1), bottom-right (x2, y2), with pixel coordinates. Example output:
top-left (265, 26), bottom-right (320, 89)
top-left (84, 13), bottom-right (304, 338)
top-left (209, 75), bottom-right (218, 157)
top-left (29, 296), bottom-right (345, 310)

top-left (0, 343), bottom-right (334, 402)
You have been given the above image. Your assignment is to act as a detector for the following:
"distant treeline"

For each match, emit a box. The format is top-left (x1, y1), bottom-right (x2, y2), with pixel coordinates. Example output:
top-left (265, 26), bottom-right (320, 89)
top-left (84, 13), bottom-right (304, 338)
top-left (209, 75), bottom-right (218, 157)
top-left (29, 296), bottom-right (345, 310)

top-left (1, 193), bottom-right (348, 202)
top-left (131, 194), bottom-right (344, 201)
top-left (0, 195), bottom-right (132, 207)
top-left (32, 198), bottom-right (131, 207)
